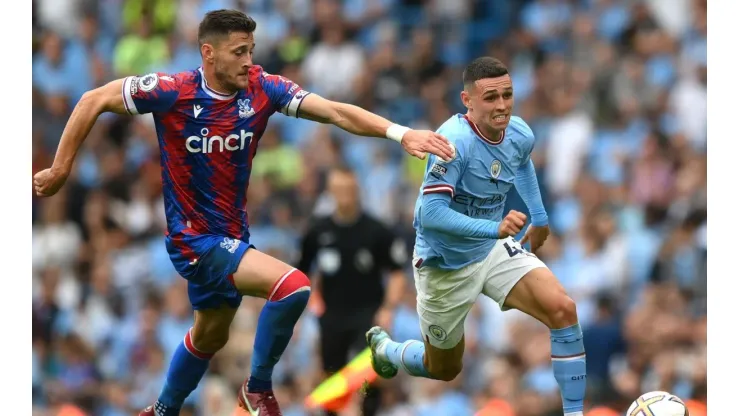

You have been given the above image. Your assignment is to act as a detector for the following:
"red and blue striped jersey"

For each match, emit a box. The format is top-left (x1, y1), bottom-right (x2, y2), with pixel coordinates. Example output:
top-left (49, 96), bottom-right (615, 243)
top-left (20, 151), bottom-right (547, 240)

top-left (121, 65), bottom-right (310, 240)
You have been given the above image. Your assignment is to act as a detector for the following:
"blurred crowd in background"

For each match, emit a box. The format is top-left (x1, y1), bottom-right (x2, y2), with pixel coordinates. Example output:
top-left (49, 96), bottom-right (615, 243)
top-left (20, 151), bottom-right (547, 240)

top-left (31, 0), bottom-right (707, 415)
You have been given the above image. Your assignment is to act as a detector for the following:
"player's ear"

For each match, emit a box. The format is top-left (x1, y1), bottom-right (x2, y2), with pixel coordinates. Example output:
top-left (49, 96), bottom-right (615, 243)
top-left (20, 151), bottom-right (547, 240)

top-left (460, 89), bottom-right (471, 110)
top-left (201, 43), bottom-right (215, 63)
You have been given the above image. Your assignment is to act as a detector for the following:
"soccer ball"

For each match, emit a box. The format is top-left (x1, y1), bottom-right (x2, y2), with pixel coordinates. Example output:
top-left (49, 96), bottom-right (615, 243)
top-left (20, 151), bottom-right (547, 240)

top-left (626, 391), bottom-right (688, 416)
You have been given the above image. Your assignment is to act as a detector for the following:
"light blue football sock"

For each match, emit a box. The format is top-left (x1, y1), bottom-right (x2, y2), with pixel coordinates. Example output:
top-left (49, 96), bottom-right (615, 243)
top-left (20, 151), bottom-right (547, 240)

top-left (381, 339), bottom-right (431, 378)
top-left (551, 323), bottom-right (587, 414)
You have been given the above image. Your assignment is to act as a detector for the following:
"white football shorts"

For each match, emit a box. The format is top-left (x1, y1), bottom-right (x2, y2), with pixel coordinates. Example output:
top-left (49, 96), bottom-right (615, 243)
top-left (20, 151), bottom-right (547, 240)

top-left (413, 236), bottom-right (547, 349)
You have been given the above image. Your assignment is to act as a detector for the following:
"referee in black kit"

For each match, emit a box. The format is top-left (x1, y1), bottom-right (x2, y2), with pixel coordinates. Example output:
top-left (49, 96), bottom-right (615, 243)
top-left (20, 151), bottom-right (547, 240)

top-left (297, 165), bottom-right (408, 416)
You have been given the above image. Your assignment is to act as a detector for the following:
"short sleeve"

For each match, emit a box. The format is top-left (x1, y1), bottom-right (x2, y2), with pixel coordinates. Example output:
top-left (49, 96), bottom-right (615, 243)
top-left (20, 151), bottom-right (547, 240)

top-left (259, 69), bottom-right (311, 117)
top-left (121, 72), bottom-right (182, 115)
top-left (420, 136), bottom-right (466, 198)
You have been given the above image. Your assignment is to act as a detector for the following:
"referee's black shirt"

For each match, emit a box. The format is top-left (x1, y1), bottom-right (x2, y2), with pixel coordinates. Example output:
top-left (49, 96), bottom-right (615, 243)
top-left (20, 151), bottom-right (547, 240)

top-left (297, 212), bottom-right (406, 316)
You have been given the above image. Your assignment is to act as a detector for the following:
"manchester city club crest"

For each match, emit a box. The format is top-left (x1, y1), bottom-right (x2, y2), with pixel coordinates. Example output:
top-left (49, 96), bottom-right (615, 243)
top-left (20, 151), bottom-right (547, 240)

top-left (491, 160), bottom-right (502, 179)
top-left (238, 98), bottom-right (255, 119)
top-left (429, 325), bottom-right (448, 341)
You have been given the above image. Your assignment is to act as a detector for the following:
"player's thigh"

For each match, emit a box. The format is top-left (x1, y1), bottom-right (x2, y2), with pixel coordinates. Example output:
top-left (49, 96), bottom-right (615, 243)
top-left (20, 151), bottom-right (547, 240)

top-left (168, 234), bottom-right (251, 310)
top-left (503, 267), bottom-right (577, 328)
top-left (168, 234), bottom-right (295, 304)
top-left (482, 237), bottom-right (575, 327)
top-left (191, 304), bottom-right (239, 352)
top-left (414, 264), bottom-right (480, 349)
top-left (231, 247), bottom-right (296, 299)
top-left (414, 260), bottom-right (481, 377)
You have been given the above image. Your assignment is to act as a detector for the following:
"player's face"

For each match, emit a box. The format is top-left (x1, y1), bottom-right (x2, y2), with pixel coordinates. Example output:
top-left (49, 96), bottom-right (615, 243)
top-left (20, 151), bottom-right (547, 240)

top-left (463, 75), bottom-right (514, 132)
top-left (328, 171), bottom-right (359, 213)
top-left (212, 32), bottom-right (255, 91)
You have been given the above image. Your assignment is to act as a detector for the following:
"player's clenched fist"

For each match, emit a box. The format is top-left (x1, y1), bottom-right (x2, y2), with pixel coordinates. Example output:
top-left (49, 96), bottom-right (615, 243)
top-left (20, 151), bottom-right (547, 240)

top-left (498, 210), bottom-right (527, 238)
top-left (33, 168), bottom-right (69, 197)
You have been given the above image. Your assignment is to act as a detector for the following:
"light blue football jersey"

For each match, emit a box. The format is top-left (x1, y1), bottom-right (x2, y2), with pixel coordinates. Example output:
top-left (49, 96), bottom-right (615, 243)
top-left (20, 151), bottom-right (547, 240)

top-left (412, 114), bottom-right (537, 270)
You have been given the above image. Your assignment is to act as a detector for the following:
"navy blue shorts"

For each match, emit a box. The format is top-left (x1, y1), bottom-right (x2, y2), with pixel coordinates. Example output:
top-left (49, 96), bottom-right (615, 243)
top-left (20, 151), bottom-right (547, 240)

top-left (166, 233), bottom-right (252, 310)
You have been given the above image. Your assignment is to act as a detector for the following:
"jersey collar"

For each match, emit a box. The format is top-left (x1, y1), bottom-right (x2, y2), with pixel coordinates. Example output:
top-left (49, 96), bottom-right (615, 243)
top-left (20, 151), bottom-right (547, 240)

top-left (198, 67), bottom-right (238, 100)
top-left (463, 114), bottom-right (505, 145)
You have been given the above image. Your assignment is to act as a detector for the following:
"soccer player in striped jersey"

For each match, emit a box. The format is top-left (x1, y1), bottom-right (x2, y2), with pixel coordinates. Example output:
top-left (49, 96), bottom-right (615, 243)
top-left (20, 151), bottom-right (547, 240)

top-left (33, 9), bottom-right (454, 416)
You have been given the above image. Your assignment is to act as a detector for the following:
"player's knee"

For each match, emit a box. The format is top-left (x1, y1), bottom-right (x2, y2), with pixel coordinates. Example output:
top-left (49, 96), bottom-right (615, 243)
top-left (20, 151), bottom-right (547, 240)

top-left (268, 268), bottom-right (311, 304)
top-left (428, 360), bottom-right (463, 382)
top-left (546, 295), bottom-right (578, 329)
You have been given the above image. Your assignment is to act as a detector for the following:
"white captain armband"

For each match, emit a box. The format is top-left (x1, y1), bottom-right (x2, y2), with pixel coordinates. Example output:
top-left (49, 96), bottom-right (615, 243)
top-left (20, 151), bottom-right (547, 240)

top-left (121, 76), bottom-right (141, 115)
top-left (280, 90), bottom-right (311, 118)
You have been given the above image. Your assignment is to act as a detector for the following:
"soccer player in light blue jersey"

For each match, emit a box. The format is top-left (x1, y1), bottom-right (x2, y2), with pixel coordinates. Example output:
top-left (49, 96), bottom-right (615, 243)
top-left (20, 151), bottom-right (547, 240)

top-left (366, 57), bottom-right (587, 416)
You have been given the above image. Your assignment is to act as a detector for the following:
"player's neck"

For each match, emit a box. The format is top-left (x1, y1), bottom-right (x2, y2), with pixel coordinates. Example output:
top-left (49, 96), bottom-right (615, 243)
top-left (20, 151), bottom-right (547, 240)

top-left (333, 207), bottom-right (361, 225)
top-left (201, 65), bottom-right (238, 95)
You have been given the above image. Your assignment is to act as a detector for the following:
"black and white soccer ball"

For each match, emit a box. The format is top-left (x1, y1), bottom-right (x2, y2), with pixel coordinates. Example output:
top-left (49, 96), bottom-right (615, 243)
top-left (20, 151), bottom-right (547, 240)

top-left (626, 391), bottom-right (688, 416)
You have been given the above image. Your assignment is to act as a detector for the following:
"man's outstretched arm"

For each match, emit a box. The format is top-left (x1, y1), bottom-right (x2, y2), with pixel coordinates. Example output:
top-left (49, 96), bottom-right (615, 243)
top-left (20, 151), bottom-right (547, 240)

top-left (296, 93), bottom-right (454, 161)
top-left (34, 79), bottom-right (130, 197)
top-left (34, 73), bottom-right (180, 197)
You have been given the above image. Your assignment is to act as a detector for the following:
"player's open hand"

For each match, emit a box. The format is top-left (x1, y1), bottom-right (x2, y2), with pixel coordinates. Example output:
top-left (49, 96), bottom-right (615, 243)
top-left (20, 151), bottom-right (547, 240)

top-left (498, 210), bottom-right (527, 238)
top-left (401, 130), bottom-right (455, 161)
top-left (33, 168), bottom-right (69, 197)
top-left (520, 224), bottom-right (550, 253)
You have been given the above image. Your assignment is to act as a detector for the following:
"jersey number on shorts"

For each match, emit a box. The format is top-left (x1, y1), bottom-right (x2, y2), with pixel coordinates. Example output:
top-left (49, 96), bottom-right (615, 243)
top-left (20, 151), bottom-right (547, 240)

top-left (503, 241), bottom-right (524, 257)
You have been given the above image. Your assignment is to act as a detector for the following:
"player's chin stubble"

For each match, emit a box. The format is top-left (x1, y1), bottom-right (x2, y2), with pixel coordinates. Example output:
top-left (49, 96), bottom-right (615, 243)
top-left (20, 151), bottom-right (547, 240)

top-left (213, 65), bottom-right (241, 93)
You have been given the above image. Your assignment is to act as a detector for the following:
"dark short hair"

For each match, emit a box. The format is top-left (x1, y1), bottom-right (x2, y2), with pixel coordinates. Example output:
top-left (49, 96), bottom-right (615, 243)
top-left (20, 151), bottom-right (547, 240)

top-left (463, 57), bottom-right (509, 87)
top-left (198, 9), bottom-right (257, 46)
top-left (330, 163), bottom-right (356, 177)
